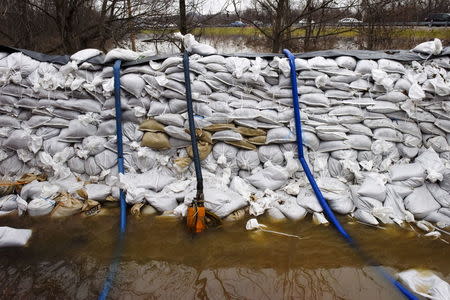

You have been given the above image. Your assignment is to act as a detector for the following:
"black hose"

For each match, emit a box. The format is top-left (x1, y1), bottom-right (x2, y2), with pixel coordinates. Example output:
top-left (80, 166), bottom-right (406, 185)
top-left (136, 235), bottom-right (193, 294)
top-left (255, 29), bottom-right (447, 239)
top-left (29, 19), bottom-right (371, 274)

top-left (183, 51), bottom-right (203, 198)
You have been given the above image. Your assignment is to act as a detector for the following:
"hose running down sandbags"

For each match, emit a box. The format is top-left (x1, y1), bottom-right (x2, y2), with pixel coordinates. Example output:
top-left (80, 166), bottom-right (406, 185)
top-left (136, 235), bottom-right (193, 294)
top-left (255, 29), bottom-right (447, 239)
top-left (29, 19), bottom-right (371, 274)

top-left (98, 59), bottom-right (127, 300)
top-left (183, 51), bottom-right (206, 233)
top-left (283, 49), bottom-right (418, 300)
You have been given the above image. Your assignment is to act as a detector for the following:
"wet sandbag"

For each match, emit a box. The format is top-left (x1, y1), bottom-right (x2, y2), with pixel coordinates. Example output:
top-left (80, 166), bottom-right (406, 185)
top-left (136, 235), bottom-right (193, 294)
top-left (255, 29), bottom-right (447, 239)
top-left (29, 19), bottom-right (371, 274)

top-left (404, 186), bottom-right (441, 219)
top-left (51, 194), bottom-right (84, 217)
top-left (204, 187), bottom-right (247, 218)
top-left (28, 198), bottom-right (55, 217)
top-left (0, 227), bottom-right (32, 247)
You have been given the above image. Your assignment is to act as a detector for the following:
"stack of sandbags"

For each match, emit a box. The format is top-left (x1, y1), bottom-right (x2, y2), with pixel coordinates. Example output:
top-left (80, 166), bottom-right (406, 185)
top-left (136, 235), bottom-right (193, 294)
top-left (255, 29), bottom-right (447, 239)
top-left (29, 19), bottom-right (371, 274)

top-left (0, 39), bottom-right (449, 228)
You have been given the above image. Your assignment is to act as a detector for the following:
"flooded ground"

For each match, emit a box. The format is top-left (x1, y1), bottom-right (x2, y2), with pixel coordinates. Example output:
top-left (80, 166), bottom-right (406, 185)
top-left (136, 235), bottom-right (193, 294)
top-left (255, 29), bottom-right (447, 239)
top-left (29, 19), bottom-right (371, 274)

top-left (1, 211), bottom-right (448, 299)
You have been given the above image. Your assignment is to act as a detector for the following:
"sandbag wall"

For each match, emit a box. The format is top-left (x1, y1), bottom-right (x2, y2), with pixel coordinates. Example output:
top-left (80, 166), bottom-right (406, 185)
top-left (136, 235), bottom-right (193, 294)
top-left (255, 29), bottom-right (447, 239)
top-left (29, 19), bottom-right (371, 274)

top-left (0, 49), bottom-right (450, 227)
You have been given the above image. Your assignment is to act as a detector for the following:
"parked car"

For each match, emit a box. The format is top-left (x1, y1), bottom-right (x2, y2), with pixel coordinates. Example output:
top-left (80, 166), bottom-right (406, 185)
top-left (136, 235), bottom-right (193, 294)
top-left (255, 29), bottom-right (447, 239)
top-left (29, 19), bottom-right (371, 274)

top-left (338, 18), bottom-right (362, 25)
top-left (229, 21), bottom-right (246, 27)
top-left (297, 19), bottom-right (315, 26)
top-left (425, 13), bottom-right (450, 26)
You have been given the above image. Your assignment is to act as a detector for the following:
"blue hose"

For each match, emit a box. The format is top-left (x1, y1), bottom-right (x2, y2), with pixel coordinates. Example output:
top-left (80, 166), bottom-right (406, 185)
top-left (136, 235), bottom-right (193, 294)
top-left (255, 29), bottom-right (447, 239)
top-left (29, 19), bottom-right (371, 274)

top-left (98, 59), bottom-right (127, 299)
top-left (282, 49), bottom-right (418, 300)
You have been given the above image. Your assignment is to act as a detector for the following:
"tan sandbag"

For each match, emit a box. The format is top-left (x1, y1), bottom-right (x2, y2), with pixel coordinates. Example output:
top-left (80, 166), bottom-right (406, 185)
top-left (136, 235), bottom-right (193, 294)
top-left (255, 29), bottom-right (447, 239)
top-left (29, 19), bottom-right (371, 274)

top-left (174, 157), bottom-right (192, 169)
top-left (224, 208), bottom-right (247, 222)
top-left (51, 193), bottom-right (84, 217)
top-left (131, 202), bottom-right (145, 217)
top-left (141, 132), bottom-right (170, 150)
top-left (76, 189), bottom-right (88, 200)
top-left (187, 141), bottom-right (212, 160)
top-left (204, 123), bottom-right (235, 132)
top-left (138, 119), bottom-right (165, 132)
top-left (225, 140), bottom-right (257, 150)
top-left (82, 199), bottom-right (101, 216)
top-left (235, 127), bottom-right (267, 137)
top-left (248, 135), bottom-right (266, 145)
top-left (184, 128), bottom-right (213, 144)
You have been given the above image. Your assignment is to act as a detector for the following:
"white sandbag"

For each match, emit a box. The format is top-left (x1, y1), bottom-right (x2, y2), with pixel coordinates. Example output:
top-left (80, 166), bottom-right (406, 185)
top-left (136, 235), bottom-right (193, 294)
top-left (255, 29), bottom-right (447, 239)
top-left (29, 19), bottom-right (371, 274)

top-left (94, 149), bottom-right (116, 170)
top-left (384, 185), bottom-right (414, 223)
top-left (353, 209), bottom-right (379, 225)
top-left (345, 135), bottom-right (372, 150)
top-left (85, 184), bottom-right (112, 201)
top-left (335, 56), bottom-right (356, 70)
top-left (411, 38), bottom-right (443, 55)
top-left (404, 185), bottom-right (441, 219)
top-left (265, 127), bottom-right (295, 144)
top-left (3, 130), bottom-right (30, 150)
top-left (378, 59), bottom-right (406, 74)
top-left (0, 195), bottom-right (17, 212)
top-left (426, 183), bottom-right (450, 208)
top-left (71, 48), bottom-right (102, 62)
top-left (415, 148), bottom-right (446, 182)
top-left (373, 128), bottom-right (403, 142)
top-left (27, 198), bottom-right (55, 217)
top-left (398, 269), bottom-right (450, 300)
top-left (274, 196), bottom-right (307, 221)
top-left (302, 131), bottom-right (320, 151)
top-left (297, 188), bottom-right (323, 212)
top-left (367, 101), bottom-right (400, 113)
top-left (258, 145), bottom-right (284, 165)
top-left (236, 150), bottom-right (260, 171)
top-left (82, 136), bottom-right (106, 155)
top-left (104, 48), bottom-right (139, 63)
top-left (308, 56), bottom-right (337, 69)
top-left (154, 114), bottom-right (184, 127)
top-left (0, 227), bottom-right (32, 247)
top-left (0, 115), bottom-right (21, 128)
top-left (212, 142), bottom-right (238, 165)
top-left (20, 180), bottom-right (45, 201)
top-left (299, 93), bottom-right (330, 107)
top-left (397, 144), bottom-right (419, 159)
top-left (355, 60), bottom-right (378, 74)
top-left (343, 124), bottom-right (373, 136)
top-left (435, 119), bottom-right (450, 134)
top-left (357, 174), bottom-right (386, 202)
top-left (204, 187), bottom-right (247, 218)
top-left (317, 141), bottom-right (350, 153)
top-left (389, 163), bottom-right (426, 182)
top-left (164, 125), bottom-right (191, 141)
top-left (247, 164), bottom-right (289, 190)
top-left (85, 157), bottom-right (102, 176)
top-left (68, 156), bottom-right (85, 174)
top-left (425, 136), bottom-right (449, 153)
top-left (425, 210), bottom-right (450, 228)
top-left (408, 83), bottom-right (426, 101)
top-left (121, 73), bottom-right (145, 98)
top-left (119, 170), bottom-right (176, 192)
top-left (317, 177), bottom-right (354, 214)
top-left (65, 120), bottom-right (97, 138)
top-left (312, 212), bottom-right (329, 224)
top-left (212, 130), bottom-right (243, 142)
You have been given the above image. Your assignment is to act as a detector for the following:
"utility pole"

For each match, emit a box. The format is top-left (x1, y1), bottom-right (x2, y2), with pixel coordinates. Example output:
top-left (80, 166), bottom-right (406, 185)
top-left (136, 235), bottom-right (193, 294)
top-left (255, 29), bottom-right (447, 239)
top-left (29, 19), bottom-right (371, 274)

top-left (179, 0), bottom-right (187, 35)
top-left (126, 0), bottom-right (136, 51)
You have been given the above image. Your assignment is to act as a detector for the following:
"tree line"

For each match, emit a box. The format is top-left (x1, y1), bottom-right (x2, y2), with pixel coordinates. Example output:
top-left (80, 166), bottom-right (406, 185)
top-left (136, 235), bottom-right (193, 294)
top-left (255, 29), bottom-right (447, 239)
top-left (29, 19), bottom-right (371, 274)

top-left (0, 0), bottom-right (448, 54)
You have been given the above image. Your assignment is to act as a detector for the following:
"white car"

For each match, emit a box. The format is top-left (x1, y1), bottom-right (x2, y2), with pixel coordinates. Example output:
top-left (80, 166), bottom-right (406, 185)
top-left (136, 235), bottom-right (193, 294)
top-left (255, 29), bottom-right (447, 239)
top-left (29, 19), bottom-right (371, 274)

top-left (298, 19), bottom-right (315, 25)
top-left (338, 18), bottom-right (362, 24)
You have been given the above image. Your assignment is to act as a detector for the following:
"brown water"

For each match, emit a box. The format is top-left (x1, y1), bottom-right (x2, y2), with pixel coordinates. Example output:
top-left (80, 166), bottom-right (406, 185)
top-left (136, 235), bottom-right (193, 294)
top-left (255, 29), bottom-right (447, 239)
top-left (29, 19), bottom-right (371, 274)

top-left (0, 211), bottom-right (448, 299)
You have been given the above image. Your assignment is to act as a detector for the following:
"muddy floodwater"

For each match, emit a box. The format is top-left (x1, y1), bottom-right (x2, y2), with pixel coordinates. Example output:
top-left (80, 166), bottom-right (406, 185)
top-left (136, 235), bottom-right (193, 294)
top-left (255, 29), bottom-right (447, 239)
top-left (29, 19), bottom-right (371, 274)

top-left (1, 210), bottom-right (448, 299)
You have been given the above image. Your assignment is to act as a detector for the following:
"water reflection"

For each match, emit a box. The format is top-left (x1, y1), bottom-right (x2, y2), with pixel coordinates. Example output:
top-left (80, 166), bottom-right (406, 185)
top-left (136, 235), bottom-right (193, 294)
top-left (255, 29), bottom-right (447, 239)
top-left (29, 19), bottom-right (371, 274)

top-left (0, 212), bottom-right (448, 299)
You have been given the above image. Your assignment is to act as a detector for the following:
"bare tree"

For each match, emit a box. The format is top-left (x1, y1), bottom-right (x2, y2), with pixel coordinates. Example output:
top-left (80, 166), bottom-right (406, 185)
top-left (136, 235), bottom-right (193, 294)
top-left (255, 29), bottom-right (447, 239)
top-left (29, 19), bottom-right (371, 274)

top-left (0, 0), bottom-right (174, 54)
top-left (232, 0), bottom-right (357, 53)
